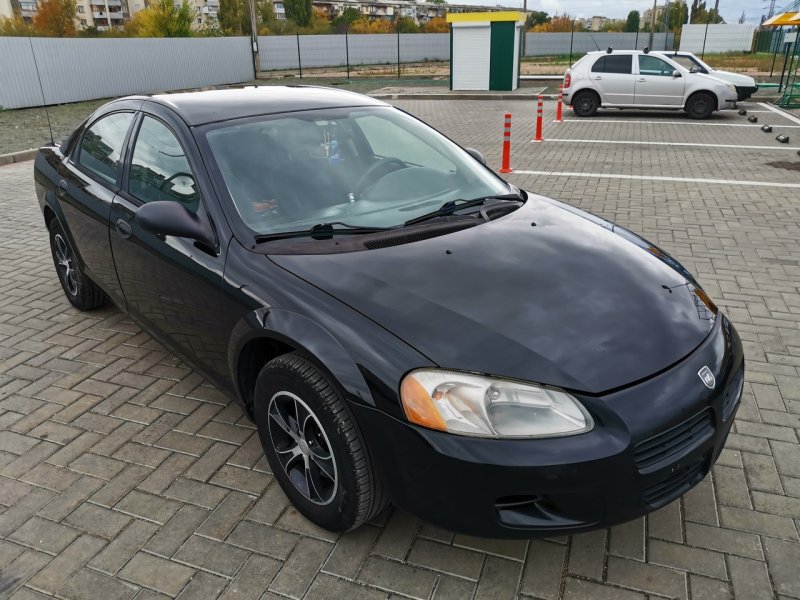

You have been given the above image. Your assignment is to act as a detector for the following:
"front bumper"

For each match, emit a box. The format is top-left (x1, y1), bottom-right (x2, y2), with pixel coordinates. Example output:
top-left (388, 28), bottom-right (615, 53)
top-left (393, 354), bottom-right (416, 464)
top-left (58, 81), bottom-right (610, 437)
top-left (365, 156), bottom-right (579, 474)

top-left (354, 315), bottom-right (743, 538)
top-left (736, 85), bottom-right (758, 101)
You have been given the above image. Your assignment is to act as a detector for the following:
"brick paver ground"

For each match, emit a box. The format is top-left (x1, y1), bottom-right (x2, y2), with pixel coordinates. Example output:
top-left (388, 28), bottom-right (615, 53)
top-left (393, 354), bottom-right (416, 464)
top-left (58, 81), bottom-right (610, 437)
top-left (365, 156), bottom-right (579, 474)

top-left (1, 99), bottom-right (799, 600)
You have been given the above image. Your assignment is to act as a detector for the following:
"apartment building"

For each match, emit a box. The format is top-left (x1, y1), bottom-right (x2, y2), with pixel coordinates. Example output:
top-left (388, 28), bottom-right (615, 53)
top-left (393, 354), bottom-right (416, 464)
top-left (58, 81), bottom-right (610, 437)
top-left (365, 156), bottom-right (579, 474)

top-left (278, 0), bottom-right (503, 24)
top-left (74, 0), bottom-right (125, 30)
top-left (0, 0), bottom-right (15, 18)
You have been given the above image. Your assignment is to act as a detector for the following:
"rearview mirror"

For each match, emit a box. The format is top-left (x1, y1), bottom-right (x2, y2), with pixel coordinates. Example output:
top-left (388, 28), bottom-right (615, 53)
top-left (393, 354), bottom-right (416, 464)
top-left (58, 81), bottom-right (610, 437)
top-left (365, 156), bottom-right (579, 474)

top-left (465, 147), bottom-right (486, 165)
top-left (136, 201), bottom-right (215, 248)
top-left (672, 70), bottom-right (682, 78)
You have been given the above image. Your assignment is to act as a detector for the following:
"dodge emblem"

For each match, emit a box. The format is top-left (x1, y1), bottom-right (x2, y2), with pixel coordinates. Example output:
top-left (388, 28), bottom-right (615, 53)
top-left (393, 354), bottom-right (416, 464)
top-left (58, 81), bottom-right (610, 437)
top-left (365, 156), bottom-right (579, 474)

top-left (698, 366), bottom-right (715, 389)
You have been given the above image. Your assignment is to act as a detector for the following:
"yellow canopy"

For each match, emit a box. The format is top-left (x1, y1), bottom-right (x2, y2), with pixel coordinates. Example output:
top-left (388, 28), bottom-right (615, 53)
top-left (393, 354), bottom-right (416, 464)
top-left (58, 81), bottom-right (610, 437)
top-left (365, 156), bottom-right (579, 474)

top-left (446, 11), bottom-right (523, 23)
top-left (762, 12), bottom-right (800, 26)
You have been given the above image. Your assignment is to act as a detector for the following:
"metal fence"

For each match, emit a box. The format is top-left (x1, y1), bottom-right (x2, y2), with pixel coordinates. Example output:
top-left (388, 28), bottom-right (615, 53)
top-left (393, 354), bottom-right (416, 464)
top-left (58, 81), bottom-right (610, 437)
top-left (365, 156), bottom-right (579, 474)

top-left (524, 32), bottom-right (675, 56)
top-left (257, 31), bottom-right (676, 74)
top-left (0, 36), bottom-right (254, 110)
top-left (679, 24), bottom-right (758, 54)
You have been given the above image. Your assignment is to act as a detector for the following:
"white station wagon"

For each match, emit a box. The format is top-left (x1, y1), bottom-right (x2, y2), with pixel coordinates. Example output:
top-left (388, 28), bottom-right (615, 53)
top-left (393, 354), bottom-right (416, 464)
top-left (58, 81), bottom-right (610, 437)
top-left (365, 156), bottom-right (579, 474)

top-left (562, 49), bottom-right (738, 119)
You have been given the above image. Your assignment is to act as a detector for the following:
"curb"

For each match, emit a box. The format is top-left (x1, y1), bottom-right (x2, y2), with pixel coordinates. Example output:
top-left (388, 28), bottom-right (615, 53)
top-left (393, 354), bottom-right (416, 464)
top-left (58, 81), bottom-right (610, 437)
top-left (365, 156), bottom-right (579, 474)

top-left (370, 93), bottom-right (560, 101)
top-left (0, 148), bottom-right (37, 166)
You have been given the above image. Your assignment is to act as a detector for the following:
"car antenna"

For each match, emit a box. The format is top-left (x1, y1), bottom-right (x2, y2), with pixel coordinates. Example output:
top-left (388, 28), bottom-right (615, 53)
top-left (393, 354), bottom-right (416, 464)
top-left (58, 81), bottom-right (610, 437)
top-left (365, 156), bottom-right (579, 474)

top-left (590, 35), bottom-right (601, 51)
top-left (27, 37), bottom-right (54, 145)
top-left (607, 46), bottom-right (613, 53)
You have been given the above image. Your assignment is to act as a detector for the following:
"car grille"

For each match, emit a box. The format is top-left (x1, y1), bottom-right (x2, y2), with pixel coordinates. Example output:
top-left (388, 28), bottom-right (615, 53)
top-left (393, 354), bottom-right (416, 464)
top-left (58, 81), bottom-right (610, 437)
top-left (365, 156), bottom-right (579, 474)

top-left (643, 456), bottom-right (706, 508)
top-left (634, 409), bottom-right (714, 473)
top-left (722, 367), bottom-right (744, 421)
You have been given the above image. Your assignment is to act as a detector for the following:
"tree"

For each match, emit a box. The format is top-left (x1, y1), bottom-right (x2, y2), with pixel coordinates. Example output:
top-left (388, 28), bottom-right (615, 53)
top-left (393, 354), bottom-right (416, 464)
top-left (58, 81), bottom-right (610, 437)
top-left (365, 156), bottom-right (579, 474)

top-left (33, 0), bottom-right (77, 36)
top-left (624, 10), bottom-right (639, 32)
top-left (531, 14), bottom-right (581, 32)
top-left (332, 6), bottom-right (359, 32)
top-left (349, 16), bottom-right (392, 33)
top-left (667, 0), bottom-right (688, 31)
top-left (218, 0), bottom-right (249, 34)
top-left (395, 15), bottom-right (418, 33)
top-left (427, 0), bottom-right (445, 4)
top-left (525, 10), bottom-right (549, 30)
top-left (284, 0), bottom-right (312, 27)
top-left (0, 16), bottom-right (34, 35)
top-left (601, 20), bottom-right (625, 32)
top-left (420, 16), bottom-right (447, 32)
top-left (126, 0), bottom-right (193, 37)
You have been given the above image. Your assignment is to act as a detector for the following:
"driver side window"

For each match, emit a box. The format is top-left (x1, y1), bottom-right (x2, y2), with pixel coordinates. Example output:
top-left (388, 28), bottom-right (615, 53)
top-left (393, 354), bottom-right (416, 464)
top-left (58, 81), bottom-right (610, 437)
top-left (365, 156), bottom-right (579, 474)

top-left (639, 56), bottom-right (674, 77)
top-left (129, 116), bottom-right (200, 213)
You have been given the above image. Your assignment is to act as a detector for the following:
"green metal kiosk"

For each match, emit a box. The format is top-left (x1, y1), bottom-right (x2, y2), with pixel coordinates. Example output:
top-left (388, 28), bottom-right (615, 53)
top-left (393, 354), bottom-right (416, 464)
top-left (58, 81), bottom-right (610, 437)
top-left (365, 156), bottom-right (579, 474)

top-left (447, 11), bottom-right (524, 91)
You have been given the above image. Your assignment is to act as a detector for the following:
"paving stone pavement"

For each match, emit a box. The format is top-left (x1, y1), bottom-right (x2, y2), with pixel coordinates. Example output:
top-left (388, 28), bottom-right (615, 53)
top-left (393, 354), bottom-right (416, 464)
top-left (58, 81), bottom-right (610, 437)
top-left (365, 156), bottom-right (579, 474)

top-left (1, 99), bottom-right (800, 600)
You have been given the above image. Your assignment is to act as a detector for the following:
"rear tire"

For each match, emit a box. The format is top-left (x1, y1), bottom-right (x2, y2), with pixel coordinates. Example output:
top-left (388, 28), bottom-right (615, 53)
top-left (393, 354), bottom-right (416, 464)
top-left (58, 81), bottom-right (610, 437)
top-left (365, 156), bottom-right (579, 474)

top-left (49, 220), bottom-right (106, 311)
top-left (685, 92), bottom-right (715, 120)
top-left (253, 352), bottom-right (388, 532)
top-left (572, 91), bottom-right (599, 117)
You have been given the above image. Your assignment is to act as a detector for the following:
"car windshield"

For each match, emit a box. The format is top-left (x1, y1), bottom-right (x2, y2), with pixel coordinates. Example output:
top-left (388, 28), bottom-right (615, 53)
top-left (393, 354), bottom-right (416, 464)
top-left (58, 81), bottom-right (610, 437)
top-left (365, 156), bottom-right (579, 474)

top-left (203, 106), bottom-right (510, 236)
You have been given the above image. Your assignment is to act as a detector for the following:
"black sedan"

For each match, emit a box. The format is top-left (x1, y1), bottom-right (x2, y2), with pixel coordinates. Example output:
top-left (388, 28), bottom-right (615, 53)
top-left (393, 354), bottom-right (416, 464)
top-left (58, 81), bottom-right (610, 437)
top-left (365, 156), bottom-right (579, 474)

top-left (33, 86), bottom-right (744, 538)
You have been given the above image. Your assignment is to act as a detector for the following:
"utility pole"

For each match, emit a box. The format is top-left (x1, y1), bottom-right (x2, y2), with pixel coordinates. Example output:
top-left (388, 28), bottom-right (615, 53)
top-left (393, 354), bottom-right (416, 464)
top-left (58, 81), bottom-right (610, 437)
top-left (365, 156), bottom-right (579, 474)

top-left (249, 0), bottom-right (260, 77)
top-left (522, 0), bottom-right (527, 56)
top-left (648, 0), bottom-right (657, 49)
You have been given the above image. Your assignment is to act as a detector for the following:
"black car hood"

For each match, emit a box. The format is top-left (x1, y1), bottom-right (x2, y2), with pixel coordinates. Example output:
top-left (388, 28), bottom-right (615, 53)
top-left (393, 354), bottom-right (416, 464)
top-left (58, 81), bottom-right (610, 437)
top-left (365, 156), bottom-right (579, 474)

top-left (269, 196), bottom-right (716, 394)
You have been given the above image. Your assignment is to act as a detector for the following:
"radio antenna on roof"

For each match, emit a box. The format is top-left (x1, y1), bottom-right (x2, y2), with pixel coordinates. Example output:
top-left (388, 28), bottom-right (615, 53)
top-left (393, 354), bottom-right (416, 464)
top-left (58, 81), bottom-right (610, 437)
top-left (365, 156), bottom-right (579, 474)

top-left (28, 37), bottom-right (54, 145)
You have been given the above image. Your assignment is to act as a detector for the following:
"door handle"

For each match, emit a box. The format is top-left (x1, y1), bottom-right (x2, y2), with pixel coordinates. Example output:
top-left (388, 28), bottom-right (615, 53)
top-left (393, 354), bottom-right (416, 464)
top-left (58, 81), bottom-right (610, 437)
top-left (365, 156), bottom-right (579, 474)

top-left (592, 76), bottom-right (603, 80)
top-left (637, 78), bottom-right (646, 82)
top-left (56, 180), bottom-right (68, 197)
top-left (116, 218), bottom-right (132, 239)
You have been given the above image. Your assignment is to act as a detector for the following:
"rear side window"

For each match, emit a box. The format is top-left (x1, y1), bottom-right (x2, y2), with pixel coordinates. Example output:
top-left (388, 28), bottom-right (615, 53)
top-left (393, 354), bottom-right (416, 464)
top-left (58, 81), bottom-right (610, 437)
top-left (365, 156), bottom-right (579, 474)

top-left (78, 112), bottom-right (134, 185)
top-left (591, 55), bottom-right (633, 74)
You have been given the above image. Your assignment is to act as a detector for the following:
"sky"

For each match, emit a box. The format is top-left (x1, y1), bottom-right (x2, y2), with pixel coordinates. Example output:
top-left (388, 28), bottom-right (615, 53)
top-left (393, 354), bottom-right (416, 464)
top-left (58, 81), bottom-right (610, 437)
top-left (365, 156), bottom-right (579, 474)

top-left (457, 0), bottom-right (771, 24)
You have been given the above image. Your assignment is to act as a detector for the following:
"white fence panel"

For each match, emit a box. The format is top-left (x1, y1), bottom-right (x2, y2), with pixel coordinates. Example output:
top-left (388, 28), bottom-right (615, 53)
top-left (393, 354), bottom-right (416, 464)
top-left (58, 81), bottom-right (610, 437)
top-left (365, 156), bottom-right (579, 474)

top-left (0, 36), bottom-right (254, 110)
top-left (679, 24), bottom-right (757, 53)
top-left (524, 32), bottom-right (674, 56)
top-left (399, 33), bottom-right (449, 62)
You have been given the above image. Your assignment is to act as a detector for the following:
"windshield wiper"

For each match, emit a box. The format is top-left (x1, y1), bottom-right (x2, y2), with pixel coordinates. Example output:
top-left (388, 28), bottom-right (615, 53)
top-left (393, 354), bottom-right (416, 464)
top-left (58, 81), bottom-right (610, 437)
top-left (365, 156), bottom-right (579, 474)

top-left (403, 193), bottom-right (524, 226)
top-left (253, 221), bottom-right (392, 244)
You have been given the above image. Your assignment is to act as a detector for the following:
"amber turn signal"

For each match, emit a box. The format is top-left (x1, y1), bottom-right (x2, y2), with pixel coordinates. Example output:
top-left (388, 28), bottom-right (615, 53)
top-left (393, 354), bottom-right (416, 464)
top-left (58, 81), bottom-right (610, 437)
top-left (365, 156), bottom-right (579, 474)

top-left (400, 374), bottom-right (447, 431)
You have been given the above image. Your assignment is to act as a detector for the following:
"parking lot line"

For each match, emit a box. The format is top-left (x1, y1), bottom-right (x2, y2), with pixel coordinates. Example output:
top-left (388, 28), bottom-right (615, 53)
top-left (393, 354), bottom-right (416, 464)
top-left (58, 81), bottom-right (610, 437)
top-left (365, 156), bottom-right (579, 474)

top-left (538, 139), bottom-right (799, 151)
top-left (513, 170), bottom-right (800, 189)
top-left (561, 119), bottom-right (800, 128)
top-left (759, 102), bottom-right (800, 125)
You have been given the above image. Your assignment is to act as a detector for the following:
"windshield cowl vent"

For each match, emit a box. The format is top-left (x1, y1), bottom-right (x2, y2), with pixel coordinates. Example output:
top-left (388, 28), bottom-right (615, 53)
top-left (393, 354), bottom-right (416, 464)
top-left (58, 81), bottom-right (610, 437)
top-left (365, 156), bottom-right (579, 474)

top-left (363, 222), bottom-right (474, 250)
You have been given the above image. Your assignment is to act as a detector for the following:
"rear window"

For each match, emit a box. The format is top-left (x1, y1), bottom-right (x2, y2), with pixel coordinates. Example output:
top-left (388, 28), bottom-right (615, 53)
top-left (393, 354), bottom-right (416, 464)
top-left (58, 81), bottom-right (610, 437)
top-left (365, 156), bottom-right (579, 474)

top-left (591, 55), bottom-right (633, 74)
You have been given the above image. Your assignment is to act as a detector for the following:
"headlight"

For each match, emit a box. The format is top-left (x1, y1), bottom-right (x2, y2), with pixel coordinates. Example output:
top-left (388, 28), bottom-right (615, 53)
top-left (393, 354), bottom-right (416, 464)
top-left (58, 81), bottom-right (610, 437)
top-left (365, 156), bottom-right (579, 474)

top-left (727, 84), bottom-right (737, 94)
top-left (400, 369), bottom-right (593, 438)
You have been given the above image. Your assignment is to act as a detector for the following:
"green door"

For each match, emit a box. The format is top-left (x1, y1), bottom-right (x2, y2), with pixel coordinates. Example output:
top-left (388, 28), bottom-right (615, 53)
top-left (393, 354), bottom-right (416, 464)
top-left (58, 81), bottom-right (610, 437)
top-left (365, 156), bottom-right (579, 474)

top-left (489, 21), bottom-right (515, 91)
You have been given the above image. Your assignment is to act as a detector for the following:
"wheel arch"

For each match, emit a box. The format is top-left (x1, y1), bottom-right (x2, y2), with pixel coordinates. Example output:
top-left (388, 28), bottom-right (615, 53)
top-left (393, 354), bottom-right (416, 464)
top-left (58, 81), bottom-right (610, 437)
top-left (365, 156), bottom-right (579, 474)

top-left (573, 87), bottom-right (602, 105)
top-left (685, 89), bottom-right (719, 112)
top-left (230, 308), bottom-right (374, 415)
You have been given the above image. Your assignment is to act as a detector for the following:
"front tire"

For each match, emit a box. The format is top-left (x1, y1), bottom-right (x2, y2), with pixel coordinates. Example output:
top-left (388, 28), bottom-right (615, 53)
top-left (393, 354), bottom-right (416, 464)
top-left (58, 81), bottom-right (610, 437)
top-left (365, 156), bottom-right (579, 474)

top-left (685, 92), bottom-right (715, 120)
top-left (253, 352), bottom-right (387, 532)
top-left (49, 220), bottom-right (106, 311)
top-left (572, 91), bottom-right (599, 117)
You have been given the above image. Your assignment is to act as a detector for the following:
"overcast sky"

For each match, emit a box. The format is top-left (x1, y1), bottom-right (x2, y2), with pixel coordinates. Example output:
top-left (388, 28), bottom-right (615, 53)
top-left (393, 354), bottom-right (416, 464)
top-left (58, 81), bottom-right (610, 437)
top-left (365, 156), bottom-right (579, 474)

top-left (466, 0), bottom-right (770, 24)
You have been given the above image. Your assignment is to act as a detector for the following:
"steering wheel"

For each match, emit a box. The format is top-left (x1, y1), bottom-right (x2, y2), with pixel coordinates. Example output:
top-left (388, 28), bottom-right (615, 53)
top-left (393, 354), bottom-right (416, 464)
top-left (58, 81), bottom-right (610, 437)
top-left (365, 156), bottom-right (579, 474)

top-left (353, 157), bottom-right (406, 194)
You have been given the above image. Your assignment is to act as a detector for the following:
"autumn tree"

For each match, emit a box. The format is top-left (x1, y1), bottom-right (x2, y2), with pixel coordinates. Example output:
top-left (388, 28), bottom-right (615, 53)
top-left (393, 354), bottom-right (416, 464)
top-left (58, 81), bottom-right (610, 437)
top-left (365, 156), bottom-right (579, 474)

top-left (284, 0), bottom-right (312, 27)
top-left (126, 0), bottom-right (193, 37)
top-left (218, 0), bottom-right (249, 34)
top-left (420, 16), bottom-right (447, 32)
top-left (395, 15), bottom-right (418, 33)
top-left (349, 16), bottom-right (392, 33)
top-left (0, 16), bottom-right (34, 35)
top-left (33, 0), bottom-right (77, 36)
top-left (332, 6), bottom-right (359, 32)
top-left (531, 14), bottom-right (581, 33)
top-left (624, 10), bottom-right (639, 32)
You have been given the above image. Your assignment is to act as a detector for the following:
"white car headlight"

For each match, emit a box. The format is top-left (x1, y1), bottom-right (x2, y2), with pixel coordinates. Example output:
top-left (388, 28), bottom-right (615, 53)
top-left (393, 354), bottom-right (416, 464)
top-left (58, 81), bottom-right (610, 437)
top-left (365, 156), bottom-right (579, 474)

top-left (727, 84), bottom-right (737, 94)
top-left (400, 369), bottom-right (593, 438)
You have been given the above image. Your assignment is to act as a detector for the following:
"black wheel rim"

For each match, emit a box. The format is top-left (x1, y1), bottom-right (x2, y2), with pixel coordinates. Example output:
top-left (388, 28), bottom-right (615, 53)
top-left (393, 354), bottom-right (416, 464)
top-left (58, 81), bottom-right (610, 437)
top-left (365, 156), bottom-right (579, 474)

top-left (578, 97), bottom-right (593, 114)
top-left (267, 391), bottom-right (338, 505)
top-left (692, 97), bottom-right (710, 116)
top-left (53, 233), bottom-right (78, 296)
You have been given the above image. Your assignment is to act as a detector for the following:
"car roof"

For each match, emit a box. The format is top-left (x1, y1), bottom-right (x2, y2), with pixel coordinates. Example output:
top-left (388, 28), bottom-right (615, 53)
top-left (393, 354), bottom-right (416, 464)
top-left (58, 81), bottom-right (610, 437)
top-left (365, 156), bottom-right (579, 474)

top-left (113, 86), bottom-right (390, 127)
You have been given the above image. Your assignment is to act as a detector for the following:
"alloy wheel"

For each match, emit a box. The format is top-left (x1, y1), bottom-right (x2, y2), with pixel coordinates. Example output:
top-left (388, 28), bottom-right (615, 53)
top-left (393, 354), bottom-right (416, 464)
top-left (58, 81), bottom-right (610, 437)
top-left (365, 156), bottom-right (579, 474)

top-left (53, 234), bottom-right (78, 296)
top-left (267, 391), bottom-right (338, 505)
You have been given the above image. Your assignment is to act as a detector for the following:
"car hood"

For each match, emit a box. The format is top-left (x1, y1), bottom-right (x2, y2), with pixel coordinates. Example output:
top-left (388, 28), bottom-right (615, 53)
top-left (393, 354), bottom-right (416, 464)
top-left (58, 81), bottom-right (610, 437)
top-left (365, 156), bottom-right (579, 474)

top-left (269, 196), bottom-right (717, 394)
top-left (707, 69), bottom-right (757, 87)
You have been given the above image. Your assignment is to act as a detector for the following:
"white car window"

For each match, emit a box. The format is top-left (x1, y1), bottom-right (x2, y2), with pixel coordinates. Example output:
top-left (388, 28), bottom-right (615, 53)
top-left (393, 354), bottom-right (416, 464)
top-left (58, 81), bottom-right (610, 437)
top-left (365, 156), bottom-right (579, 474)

top-left (639, 55), bottom-right (675, 77)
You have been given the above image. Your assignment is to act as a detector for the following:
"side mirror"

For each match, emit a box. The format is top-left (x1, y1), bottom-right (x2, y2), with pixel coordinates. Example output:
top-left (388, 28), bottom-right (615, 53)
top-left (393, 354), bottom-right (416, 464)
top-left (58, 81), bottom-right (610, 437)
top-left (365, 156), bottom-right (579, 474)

top-left (465, 147), bottom-right (486, 165)
top-left (136, 201), bottom-right (215, 248)
top-left (672, 70), bottom-right (682, 78)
